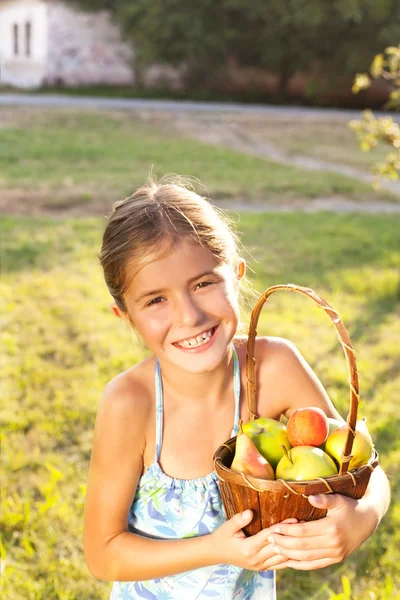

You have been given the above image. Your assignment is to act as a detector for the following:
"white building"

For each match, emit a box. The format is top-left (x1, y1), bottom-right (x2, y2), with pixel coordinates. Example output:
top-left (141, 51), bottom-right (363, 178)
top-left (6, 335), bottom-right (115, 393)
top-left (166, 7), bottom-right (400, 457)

top-left (0, 0), bottom-right (134, 88)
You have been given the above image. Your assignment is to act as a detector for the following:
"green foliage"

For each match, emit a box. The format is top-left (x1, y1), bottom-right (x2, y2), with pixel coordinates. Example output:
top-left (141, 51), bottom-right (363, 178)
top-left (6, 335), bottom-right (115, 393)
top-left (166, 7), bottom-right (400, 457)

top-left (68, 0), bottom-right (400, 94)
top-left (350, 45), bottom-right (400, 186)
top-left (1, 211), bottom-right (400, 599)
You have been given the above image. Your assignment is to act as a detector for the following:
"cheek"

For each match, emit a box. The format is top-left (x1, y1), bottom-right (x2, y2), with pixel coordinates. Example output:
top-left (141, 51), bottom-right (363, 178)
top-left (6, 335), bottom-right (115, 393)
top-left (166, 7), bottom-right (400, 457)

top-left (135, 311), bottom-right (169, 337)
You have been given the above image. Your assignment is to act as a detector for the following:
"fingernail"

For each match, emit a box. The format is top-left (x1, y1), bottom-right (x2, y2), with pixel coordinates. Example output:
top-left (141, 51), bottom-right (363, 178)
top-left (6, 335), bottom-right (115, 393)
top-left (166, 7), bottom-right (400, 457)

top-left (273, 545), bottom-right (280, 554)
top-left (267, 535), bottom-right (274, 543)
top-left (274, 527), bottom-right (281, 533)
top-left (309, 495), bottom-right (322, 505)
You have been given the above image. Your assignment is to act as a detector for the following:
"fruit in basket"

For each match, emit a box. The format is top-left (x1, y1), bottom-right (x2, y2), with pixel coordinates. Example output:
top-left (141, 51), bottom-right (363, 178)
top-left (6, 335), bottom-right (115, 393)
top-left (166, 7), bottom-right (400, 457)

top-left (230, 429), bottom-right (275, 480)
top-left (324, 424), bottom-right (374, 470)
top-left (241, 417), bottom-right (291, 469)
top-left (287, 407), bottom-right (329, 447)
top-left (320, 417), bottom-right (344, 450)
top-left (276, 445), bottom-right (338, 481)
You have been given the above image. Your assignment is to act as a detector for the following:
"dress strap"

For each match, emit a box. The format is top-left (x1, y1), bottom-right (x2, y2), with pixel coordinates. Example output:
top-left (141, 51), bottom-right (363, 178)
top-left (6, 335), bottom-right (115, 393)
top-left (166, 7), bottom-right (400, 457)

top-left (154, 359), bottom-right (163, 462)
top-left (154, 346), bottom-right (241, 462)
top-left (231, 347), bottom-right (241, 436)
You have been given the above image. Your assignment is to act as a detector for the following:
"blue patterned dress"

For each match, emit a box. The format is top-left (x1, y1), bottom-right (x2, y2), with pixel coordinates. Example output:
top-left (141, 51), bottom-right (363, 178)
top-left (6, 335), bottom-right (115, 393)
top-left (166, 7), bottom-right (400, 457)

top-left (110, 349), bottom-right (276, 599)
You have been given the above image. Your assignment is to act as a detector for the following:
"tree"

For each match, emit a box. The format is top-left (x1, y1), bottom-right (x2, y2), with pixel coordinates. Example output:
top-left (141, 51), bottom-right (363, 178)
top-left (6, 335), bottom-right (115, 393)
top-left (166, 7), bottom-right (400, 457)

top-left (349, 45), bottom-right (400, 186)
top-left (70, 0), bottom-right (400, 96)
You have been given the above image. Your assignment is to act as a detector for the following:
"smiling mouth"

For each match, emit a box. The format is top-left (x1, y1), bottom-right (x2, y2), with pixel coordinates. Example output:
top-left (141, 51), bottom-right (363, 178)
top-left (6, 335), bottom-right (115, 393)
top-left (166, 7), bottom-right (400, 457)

top-left (173, 326), bottom-right (216, 349)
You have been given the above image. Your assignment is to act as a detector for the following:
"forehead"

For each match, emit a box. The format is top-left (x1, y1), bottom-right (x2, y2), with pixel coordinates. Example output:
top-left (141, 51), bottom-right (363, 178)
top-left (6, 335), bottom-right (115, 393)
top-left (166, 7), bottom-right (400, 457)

top-left (126, 240), bottom-right (227, 294)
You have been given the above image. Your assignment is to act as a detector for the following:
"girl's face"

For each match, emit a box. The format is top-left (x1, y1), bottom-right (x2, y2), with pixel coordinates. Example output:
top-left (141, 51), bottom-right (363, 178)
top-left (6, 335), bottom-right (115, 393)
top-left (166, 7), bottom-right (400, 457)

top-left (120, 239), bottom-right (245, 374)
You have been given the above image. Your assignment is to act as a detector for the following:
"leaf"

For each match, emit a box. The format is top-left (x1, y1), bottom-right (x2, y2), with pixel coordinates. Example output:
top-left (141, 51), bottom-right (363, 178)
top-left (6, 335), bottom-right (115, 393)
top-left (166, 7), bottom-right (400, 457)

top-left (147, 499), bottom-right (167, 522)
top-left (341, 575), bottom-right (352, 599)
top-left (370, 53), bottom-right (384, 78)
top-left (198, 522), bottom-right (210, 535)
top-left (154, 525), bottom-right (178, 536)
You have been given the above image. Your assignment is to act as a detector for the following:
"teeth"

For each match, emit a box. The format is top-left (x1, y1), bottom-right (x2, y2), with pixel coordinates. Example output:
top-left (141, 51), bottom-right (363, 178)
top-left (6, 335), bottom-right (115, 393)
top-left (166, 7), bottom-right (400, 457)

top-left (176, 328), bottom-right (214, 348)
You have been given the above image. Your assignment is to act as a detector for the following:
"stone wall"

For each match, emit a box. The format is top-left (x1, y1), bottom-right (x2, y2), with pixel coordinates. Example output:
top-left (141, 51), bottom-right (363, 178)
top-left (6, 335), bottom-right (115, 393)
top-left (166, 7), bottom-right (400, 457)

top-left (44, 1), bottom-right (134, 86)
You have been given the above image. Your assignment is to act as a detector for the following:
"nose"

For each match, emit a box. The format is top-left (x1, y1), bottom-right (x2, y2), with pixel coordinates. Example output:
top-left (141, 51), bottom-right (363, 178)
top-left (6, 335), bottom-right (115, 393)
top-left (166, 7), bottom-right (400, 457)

top-left (174, 292), bottom-right (203, 327)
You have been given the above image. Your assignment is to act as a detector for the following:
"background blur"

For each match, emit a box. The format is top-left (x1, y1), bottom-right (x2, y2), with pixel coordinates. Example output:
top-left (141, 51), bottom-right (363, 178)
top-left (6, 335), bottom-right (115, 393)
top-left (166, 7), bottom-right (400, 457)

top-left (1, 1), bottom-right (399, 599)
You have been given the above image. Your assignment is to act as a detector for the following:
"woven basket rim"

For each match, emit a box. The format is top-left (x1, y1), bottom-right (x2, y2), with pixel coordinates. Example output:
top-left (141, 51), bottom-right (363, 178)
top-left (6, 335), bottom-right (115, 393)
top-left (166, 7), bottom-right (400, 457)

top-left (214, 435), bottom-right (379, 492)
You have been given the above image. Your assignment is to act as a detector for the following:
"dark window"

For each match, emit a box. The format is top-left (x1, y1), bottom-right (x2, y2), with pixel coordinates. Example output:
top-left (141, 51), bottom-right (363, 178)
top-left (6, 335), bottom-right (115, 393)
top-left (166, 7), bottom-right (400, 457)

top-left (25, 22), bottom-right (31, 57)
top-left (13, 23), bottom-right (19, 55)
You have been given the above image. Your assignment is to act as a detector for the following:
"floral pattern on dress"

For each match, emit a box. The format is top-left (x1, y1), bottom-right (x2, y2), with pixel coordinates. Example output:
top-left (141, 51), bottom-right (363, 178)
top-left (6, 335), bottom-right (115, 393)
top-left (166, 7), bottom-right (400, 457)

top-left (110, 350), bottom-right (275, 599)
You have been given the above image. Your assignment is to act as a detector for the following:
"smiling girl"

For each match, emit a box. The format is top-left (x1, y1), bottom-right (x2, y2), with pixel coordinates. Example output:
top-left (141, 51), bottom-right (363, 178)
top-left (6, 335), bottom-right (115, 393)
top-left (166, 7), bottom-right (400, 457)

top-left (83, 176), bottom-right (390, 599)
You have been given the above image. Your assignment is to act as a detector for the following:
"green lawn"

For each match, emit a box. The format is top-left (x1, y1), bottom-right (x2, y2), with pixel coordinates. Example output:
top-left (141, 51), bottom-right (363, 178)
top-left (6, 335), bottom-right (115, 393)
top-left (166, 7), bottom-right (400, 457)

top-left (1, 211), bottom-right (399, 600)
top-left (0, 108), bottom-right (396, 215)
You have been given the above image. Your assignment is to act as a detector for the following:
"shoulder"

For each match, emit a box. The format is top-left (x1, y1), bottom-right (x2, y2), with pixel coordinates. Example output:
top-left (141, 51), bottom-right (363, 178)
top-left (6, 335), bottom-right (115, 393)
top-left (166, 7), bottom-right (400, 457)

top-left (234, 335), bottom-right (301, 369)
top-left (235, 335), bottom-right (330, 419)
top-left (94, 357), bottom-right (155, 450)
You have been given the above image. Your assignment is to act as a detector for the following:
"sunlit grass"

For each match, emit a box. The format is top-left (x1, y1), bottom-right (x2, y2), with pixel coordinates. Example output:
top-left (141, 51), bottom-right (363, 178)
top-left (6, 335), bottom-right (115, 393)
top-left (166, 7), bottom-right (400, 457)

top-left (1, 211), bottom-right (399, 599)
top-left (0, 108), bottom-right (395, 210)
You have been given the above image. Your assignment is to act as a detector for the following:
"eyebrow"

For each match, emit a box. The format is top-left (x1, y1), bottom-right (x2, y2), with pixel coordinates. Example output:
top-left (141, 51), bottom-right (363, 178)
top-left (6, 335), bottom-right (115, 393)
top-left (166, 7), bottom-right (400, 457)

top-left (134, 269), bottom-right (220, 303)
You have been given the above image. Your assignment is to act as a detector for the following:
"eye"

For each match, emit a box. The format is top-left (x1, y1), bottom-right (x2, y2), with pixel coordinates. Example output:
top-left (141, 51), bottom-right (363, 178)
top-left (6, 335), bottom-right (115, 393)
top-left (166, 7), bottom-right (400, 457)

top-left (195, 281), bottom-right (214, 290)
top-left (147, 296), bottom-right (165, 307)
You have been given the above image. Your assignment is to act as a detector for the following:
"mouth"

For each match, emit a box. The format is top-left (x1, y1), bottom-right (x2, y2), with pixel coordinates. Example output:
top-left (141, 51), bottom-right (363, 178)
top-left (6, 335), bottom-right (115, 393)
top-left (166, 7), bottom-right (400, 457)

top-left (173, 326), bottom-right (217, 350)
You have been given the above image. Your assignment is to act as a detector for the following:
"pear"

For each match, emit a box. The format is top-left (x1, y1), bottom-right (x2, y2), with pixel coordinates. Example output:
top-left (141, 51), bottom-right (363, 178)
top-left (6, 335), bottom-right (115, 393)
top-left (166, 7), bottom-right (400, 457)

top-left (231, 430), bottom-right (275, 480)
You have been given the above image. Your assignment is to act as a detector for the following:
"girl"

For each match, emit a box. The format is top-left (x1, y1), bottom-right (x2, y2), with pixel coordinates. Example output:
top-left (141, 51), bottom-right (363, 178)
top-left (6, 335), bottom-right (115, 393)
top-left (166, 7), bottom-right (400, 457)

top-left (84, 177), bottom-right (390, 600)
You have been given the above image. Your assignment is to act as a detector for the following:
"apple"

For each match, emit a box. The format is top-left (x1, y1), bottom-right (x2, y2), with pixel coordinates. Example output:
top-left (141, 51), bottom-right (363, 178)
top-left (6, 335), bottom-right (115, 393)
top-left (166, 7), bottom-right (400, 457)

top-left (276, 445), bottom-right (338, 481)
top-left (242, 417), bottom-right (291, 469)
top-left (324, 424), bottom-right (374, 471)
top-left (287, 406), bottom-right (329, 447)
top-left (320, 417), bottom-right (344, 451)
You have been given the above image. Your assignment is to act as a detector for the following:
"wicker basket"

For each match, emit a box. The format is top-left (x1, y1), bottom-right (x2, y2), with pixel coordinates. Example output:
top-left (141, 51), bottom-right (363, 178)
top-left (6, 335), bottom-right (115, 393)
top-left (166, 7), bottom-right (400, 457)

top-left (214, 284), bottom-right (379, 536)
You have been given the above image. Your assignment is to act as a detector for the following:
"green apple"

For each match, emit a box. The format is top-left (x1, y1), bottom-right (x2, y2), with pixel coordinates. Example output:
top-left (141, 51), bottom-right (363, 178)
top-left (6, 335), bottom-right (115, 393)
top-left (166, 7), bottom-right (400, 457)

top-left (242, 417), bottom-right (291, 469)
top-left (276, 446), bottom-right (338, 481)
top-left (324, 425), bottom-right (374, 471)
top-left (320, 417), bottom-right (344, 451)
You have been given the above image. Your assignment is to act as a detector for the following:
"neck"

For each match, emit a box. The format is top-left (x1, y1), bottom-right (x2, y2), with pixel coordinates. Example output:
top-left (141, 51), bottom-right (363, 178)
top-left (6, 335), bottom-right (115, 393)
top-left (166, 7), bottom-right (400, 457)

top-left (158, 347), bottom-right (235, 407)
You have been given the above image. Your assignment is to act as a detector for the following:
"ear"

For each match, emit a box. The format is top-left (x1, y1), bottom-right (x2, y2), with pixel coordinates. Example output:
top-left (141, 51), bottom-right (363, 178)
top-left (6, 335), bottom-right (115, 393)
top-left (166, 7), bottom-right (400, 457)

top-left (111, 302), bottom-right (126, 320)
top-left (237, 258), bottom-right (246, 281)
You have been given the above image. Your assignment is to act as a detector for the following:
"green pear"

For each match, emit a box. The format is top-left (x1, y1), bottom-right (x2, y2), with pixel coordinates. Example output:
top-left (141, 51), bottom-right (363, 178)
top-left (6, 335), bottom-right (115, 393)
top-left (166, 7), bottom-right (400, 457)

top-left (276, 446), bottom-right (338, 481)
top-left (231, 430), bottom-right (275, 480)
top-left (242, 417), bottom-right (291, 469)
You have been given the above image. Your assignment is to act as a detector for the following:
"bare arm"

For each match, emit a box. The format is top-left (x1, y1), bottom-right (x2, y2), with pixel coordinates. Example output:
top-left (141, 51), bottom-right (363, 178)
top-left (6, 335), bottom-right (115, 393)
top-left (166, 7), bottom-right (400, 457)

top-left (83, 373), bottom-right (292, 582)
top-left (255, 337), bottom-right (390, 569)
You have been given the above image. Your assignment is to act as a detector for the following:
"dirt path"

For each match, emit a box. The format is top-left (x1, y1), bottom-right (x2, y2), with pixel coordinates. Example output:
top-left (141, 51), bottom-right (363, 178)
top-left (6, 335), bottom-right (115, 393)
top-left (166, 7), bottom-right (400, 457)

top-left (2, 99), bottom-right (400, 216)
top-left (171, 112), bottom-right (400, 201)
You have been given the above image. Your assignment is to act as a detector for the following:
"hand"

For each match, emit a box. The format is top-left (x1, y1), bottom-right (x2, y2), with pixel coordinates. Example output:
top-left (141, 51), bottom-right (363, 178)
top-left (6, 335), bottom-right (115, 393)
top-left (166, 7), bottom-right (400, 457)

top-left (266, 493), bottom-right (380, 571)
top-left (211, 510), bottom-right (298, 571)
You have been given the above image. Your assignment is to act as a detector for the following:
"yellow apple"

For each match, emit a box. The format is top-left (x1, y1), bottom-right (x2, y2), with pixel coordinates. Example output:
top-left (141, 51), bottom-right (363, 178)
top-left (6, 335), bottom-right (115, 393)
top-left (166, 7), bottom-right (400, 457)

top-left (276, 446), bottom-right (338, 481)
top-left (324, 424), bottom-right (374, 470)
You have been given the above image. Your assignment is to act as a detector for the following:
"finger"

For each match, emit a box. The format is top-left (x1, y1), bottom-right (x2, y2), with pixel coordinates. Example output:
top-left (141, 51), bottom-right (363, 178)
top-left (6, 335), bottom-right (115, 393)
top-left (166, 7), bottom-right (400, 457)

top-left (269, 520), bottom-right (328, 539)
top-left (226, 510), bottom-right (253, 536)
top-left (249, 518), bottom-right (299, 549)
top-left (260, 554), bottom-right (290, 571)
top-left (269, 544), bottom-right (337, 562)
top-left (284, 557), bottom-right (336, 570)
top-left (267, 530), bottom-right (336, 552)
top-left (308, 493), bottom-right (353, 513)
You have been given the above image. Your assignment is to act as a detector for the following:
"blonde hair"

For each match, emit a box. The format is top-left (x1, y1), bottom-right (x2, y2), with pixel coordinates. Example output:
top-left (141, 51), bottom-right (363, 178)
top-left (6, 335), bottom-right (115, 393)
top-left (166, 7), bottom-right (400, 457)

top-left (99, 176), bottom-right (244, 313)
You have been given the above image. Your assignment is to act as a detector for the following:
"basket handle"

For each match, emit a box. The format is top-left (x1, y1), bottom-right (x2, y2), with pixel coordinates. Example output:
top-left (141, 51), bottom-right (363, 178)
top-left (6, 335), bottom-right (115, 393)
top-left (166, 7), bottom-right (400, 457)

top-left (245, 283), bottom-right (359, 476)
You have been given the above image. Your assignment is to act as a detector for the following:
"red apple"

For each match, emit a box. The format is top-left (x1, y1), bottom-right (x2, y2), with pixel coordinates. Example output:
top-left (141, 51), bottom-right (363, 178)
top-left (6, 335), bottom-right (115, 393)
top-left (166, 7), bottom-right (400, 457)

top-left (287, 406), bottom-right (329, 447)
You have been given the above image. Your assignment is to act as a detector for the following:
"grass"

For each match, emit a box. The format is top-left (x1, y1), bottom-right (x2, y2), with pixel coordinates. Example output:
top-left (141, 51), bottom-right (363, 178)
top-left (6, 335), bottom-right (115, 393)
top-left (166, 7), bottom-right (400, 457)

top-left (1, 211), bottom-right (399, 600)
top-left (238, 115), bottom-right (391, 173)
top-left (0, 108), bottom-right (396, 214)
